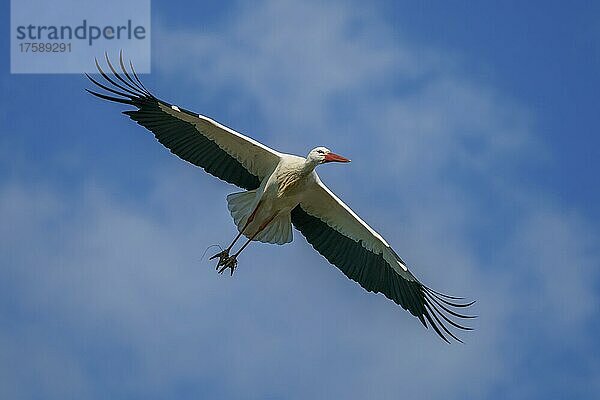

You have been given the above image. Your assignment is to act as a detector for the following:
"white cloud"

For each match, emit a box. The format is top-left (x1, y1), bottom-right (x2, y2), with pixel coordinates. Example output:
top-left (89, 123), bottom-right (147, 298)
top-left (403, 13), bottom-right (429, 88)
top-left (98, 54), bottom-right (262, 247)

top-left (507, 205), bottom-right (598, 326)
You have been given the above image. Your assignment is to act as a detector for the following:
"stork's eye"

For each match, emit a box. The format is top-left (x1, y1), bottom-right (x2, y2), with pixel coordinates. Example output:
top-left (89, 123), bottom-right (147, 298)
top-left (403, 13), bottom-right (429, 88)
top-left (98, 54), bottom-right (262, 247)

top-left (317, 150), bottom-right (324, 154)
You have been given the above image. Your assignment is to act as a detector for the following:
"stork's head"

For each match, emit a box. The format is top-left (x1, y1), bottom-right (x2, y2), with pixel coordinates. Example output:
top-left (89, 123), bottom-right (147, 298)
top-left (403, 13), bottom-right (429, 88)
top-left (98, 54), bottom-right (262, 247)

top-left (307, 147), bottom-right (351, 165)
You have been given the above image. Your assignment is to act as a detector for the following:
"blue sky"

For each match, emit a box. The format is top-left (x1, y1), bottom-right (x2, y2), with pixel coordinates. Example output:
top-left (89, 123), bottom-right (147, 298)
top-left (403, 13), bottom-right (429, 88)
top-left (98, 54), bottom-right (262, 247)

top-left (1, 1), bottom-right (599, 399)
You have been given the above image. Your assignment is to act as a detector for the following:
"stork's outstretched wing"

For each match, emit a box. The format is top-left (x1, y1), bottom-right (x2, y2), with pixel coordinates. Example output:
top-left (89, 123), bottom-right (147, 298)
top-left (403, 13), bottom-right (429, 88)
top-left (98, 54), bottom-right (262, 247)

top-left (85, 53), bottom-right (281, 190)
top-left (291, 178), bottom-right (475, 343)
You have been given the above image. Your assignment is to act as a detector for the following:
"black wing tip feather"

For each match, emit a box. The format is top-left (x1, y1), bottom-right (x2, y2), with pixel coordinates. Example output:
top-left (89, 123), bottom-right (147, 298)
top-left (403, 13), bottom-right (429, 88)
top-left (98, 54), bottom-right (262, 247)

top-left (418, 284), bottom-right (476, 344)
top-left (85, 51), bottom-right (156, 106)
top-left (389, 246), bottom-right (476, 343)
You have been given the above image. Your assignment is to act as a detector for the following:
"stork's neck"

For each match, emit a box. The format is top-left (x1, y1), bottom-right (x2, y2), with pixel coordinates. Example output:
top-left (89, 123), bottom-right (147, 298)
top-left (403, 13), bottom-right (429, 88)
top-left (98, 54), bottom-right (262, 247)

top-left (301, 157), bottom-right (320, 174)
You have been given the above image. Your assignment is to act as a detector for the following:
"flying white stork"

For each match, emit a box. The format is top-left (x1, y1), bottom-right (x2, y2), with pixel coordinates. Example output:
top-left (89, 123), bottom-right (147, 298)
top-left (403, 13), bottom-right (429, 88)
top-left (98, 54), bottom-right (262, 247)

top-left (86, 54), bottom-right (475, 343)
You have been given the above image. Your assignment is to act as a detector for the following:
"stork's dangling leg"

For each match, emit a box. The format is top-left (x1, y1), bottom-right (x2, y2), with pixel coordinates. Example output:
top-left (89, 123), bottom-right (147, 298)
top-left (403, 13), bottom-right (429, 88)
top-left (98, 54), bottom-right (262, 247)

top-left (217, 214), bottom-right (277, 276)
top-left (210, 202), bottom-right (262, 270)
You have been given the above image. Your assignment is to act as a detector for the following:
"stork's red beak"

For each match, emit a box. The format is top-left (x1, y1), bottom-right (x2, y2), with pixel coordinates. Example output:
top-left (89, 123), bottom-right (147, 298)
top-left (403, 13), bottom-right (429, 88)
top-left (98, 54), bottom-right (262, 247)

top-left (323, 152), bottom-right (351, 163)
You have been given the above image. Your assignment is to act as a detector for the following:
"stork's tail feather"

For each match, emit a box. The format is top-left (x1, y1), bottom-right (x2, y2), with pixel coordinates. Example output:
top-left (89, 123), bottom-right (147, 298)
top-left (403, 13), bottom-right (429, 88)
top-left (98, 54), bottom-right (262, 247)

top-left (254, 213), bottom-right (293, 245)
top-left (227, 190), bottom-right (258, 230)
top-left (227, 191), bottom-right (293, 245)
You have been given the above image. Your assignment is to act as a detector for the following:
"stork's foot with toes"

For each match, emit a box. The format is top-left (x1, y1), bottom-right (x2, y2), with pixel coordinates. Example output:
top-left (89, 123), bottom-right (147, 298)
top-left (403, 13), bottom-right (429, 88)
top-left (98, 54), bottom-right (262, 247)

top-left (209, 249), bottom-right (237, 275)
top-left (210, 249), bottom-right (230, 268)
top-left (210, 209), bottom-right (274, 276)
